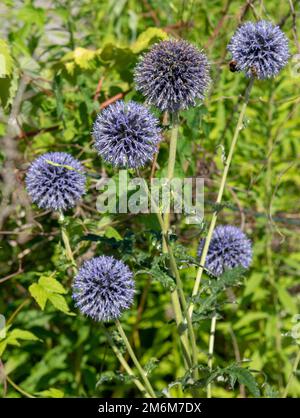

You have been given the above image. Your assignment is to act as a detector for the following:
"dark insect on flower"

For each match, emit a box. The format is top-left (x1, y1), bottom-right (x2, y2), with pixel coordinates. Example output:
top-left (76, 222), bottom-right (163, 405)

top-left (134, 39), bottom-right (210, 112)
top-left (72, 256), bottom-right (135, 322)
top-left (92, 101), bottom-right (161, 168)
top-left (198, 225), bottom-right (252, 277)
top-left (227, 20), bottom-right (289, 79)
top-left (26, 152), bottom-right (86, 211)
top-left (229, 60), bottom-right (238, 72)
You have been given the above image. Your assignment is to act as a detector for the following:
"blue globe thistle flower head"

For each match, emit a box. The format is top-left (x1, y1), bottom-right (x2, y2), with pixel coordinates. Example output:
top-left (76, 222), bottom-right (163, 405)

top-left (26, 152), bottom-right (86, 211)
top-left (198, 225), bottom-right (252, 277)
top-left (92, 101), bottom-right (161, 169)
top-left (228, 20), bottom-right (289, 79)
top-left (72, 256), bottom-right (135, 322)
top-left (134, 39), bottom-right (210, 112)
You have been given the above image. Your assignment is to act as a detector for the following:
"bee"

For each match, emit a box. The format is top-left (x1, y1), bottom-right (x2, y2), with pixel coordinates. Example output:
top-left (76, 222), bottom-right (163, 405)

top-left (229, 60), bottom-right (238, 72)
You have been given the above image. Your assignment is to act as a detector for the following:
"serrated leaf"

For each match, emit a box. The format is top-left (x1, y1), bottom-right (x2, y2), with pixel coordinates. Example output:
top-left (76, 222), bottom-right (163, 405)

top-left (0, 328), bottom-right (40, 356)
top-left (228, 366), bottom-right (260, 398)
top-left (39, 276), bottom-right (67, 295)
top-left (29, 283), bottom-right (48, 310)
top-left (47, 293), bottom-right (74, 315)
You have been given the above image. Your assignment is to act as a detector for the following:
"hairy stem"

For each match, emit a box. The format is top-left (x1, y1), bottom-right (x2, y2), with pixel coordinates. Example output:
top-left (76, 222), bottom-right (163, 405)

top-left (115, 320), bottom-right (156, 398)
top-left (58, 212), bottom-right (77, 269)
top-left (102, 325), bottom-right (150, 397)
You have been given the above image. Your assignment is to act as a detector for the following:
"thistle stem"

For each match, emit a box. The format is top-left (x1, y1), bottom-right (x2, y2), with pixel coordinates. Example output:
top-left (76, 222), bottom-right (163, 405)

top-left (188, 78), bottom-right (254, 319)
top-left (282, 347), bottom-right (300, 398)
top-left (161, 112), bottom-right (196, 371)
top-left (58, 212), bottom-right (77, 269)
top-left (207, 312), bottom-right (217, 398)
top-left (102, 325), bottom-right (150, 397)
top-left (115, 319), bottom-right (156, 398)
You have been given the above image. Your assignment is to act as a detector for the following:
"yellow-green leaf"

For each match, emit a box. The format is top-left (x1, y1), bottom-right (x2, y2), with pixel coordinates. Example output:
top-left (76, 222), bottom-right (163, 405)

top-left (39, 276), bottom-right (67, 295)
top-left (36, 388), bottom-right (64, 398)
top-left (0, 39), bottom-right (13, 77)
top-left (29, 283), bottom-right (48, 310)
top-left (131, 27), bottom-right (168, 54)
top-left (47, 293), bottom-right (75, 315)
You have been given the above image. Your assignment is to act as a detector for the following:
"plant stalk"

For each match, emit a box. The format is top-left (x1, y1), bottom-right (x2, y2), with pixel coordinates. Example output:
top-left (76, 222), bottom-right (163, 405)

top-left (188, 78), bottom-right (254, 319)
top-left (102, 325), bottom-right (150, 397)
top-left (115, 319), bottom-right (156, 398)
top-left (207, 312), bottom-right (217, 398)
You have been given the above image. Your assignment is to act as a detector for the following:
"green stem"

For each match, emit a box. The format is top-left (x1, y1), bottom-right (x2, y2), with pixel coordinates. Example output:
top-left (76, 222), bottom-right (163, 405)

top-left (207, 313), bottom-right (217, 398)
top-left (115, 319), bottom-right (156, 398)
top-left (188, 78), bottom-right (254, 319)
top-left (102, 325), bottom-right (150, 397)
top-left (159, 113), bottom-right (194, 370)
top-left (6, 376), bottom-right (35, 398)
top-left (282, 347), bottom-right (300, 398)
top-left (58, 212), bottom-right (77, 269)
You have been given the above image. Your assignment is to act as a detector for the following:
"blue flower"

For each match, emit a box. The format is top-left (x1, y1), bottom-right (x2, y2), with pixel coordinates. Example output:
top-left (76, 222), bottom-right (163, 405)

top-left (93, 101), bottom-right (161, 168)
top-left (198, 225), bottom-right (252, 277)
top-left (228, 20), bottom-right (289, 79)
top-left (72, 256), bottom-right (135, 322)
top-left (26, 152), bottom-right (86, 211)
top-left (134, 39), bottom-right (210, 112)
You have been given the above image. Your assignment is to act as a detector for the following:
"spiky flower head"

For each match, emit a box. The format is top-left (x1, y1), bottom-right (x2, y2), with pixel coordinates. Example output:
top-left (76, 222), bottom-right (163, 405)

top-left (198, 225), bottom-right (252, 277)
top-left (93, 101), bottom-right (161, 168)
top-left (228, 20), bottom-right (289, 79)
top-left (134, 39), bottom-right (210, 112)
top-left (26, 152), bottom-right (86, 211)
top-left (72, 256), bottom-right (135, 322)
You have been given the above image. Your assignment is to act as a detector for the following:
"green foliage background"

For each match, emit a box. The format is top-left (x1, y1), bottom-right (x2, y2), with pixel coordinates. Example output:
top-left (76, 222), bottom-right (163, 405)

top-left (0, 0), bottom-right (299, 398)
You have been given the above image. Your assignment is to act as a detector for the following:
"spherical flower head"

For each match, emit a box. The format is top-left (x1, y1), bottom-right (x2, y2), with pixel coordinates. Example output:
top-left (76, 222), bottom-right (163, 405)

top-left (72, 256), bottom-right (135, 322)
top-left (134, 39), bottom-right (210, 112)
top-left (26, 152), bottom-right (86, 211)
top-left (198, 225), bottom-right (252, 277)
top-left (92, 101), bottom-right (161, 168)
top-left (228, 20), bottom-right (289, 79)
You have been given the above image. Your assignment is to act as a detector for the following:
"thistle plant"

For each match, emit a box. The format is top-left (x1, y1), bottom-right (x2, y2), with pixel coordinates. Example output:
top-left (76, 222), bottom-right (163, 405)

top-left (19, 10), bottom-right (295, 399)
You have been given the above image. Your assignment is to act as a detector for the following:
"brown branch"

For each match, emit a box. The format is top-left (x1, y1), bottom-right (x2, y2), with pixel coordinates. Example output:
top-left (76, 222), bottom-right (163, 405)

top-left (100, 90), bottom-right (130, 110)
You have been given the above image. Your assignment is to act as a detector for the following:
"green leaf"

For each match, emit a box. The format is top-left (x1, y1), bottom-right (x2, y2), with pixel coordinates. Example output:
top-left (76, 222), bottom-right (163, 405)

top-left (39, 276), bottom-right (67, 295)
top-left (9, 329), bottom-right (40, 342)
top-left (29, 283), bottom-right (48, 310)
top-left (0, 328), bottom-right (40, 356)
top-left (105, 226), bottom-right (122, 241)
top-left (47, 293), bottom-right (74, 315)
top-left (233, 312), bottom-right (268, 330)
top-left (0, 39), bottom-right (13, 77)
top-left (131, 28), bottom-right (168, 53)
top-left (228, 366), bottom-right (260, 398)
top-left (29, 274), bottom-right (73, 315)
top-left (36, 388), bottom-right (64, 398)
top-left (276, 284), bottom-right (297, 314)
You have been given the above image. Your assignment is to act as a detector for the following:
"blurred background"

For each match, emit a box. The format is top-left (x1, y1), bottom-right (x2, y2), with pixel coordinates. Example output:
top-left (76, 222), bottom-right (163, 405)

top-left (0, 0), bottom-right (299, 398)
